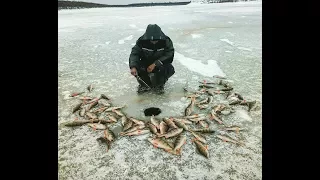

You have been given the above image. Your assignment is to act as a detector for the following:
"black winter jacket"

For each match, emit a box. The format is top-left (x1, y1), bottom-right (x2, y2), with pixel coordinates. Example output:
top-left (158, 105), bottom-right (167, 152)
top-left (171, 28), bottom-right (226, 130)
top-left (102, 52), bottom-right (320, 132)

top-left (129, 24), bottom-right (174, 69)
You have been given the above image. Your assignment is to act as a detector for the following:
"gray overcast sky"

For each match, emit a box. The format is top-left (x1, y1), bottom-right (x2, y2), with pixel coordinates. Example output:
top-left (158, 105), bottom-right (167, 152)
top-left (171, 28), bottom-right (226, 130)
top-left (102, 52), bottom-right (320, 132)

top-left (78, 0), bottom-right (188, 5)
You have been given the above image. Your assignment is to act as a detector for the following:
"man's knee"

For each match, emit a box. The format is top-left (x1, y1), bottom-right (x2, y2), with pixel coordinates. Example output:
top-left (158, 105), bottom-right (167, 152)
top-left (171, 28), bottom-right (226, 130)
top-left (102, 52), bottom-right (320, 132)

top-left (163, 64), bottom-right (175, 79)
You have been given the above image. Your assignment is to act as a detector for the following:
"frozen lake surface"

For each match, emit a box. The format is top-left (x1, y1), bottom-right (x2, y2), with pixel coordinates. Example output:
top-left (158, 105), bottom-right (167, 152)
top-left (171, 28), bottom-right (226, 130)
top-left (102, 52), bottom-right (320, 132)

top-left (58, 1), bottom-right (262, 180)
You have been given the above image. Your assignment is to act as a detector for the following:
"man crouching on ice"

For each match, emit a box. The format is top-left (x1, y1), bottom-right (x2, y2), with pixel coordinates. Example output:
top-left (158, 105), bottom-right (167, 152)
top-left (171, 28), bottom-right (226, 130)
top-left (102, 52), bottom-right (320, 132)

top-left (129, 24), bottom-right (175, 94)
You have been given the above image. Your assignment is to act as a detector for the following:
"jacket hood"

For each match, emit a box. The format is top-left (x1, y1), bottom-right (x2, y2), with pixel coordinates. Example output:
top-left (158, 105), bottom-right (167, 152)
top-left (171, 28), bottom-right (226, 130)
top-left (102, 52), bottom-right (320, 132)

top-left (141, 24), bottom-right (166, 41)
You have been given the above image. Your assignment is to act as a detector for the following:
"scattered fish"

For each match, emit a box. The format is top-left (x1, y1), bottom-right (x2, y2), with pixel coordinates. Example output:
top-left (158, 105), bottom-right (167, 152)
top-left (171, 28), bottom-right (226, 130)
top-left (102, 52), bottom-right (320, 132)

top-left (79, 96), bottom-right (93, 100)
top-left (148, 123), bottom-right (159, 135)
top-left (98, 114), bottom-right (106, 121)
top-left (96, 137), bottom-right (109, 144)
top-left (213, 75), bottom-right (226, 79)
top-left (188, 116), bottom-right (207, 123)
top-left (88, 123), bottom-right (107, 130)
top-left (173, 134), bottom-right (187, 151)
top-left (198, 80), bottom-right (216, 84)
top-left (64, 77), bottom-right (257, 157)
top-left (121, 129), bottom-right (150, 136)
top-left (100, 94), bottom-right (111, 100)
top-left (183, 81), bottom-right (188, 92)
top-left (129, 117), bottom-right (145, 126)
top-left (113, 109), bottom-right (125, 117)
top-left (173, 120), bottom-right (189, 131)
top-left (157, 128), bottom-right (183, 138)
top-left (213, 104), bottom-right (227, 114)
top-left (190, 130), bottom-right (207, 144)
top-left (107, 114), bottom-right (118, 123)
top-left (148, 138), bottom-right (173, 152)
top-left (207, 96), bottom-right (213, 104)
top-left (247, 100), bottom-right (257, 111)
top-left (184, 97), bottom-right (196, 116)
top-left (72, 103), bottom-right (83, 113)
top-left (163, 118), bottom-right (179, 129)
top-left (123, 118), bottom-right (133, 132)
top-left (185, 94), bottom-right (200, 99)
top-left (87, 84), bottom-right (94, 92)
top-left (184, 114), bottom-right (206, 119)
top-left (197, 104), bottom-right (210, 109)
top-left (98, 99), bottom-right (111, 107)
top-left (87, 101), bottom-right (98, 110)
top-left (87, 97), bottom-right (100, 104)
top-left (173, 118), bottom-right (193, 124)
top-left (219, 87), bottom-right (233, 91)
top-left (218, 80), bottom-right (231, 87)
top-left (120, 124), bottom-right (146, 135)
top-left (91, 106), bottom-right (108, 113)
top-left (235, 93), bottom-right (244, 100)
top-left (220, 110), bottom-right (233, 115)
top-left (222, 125), bottom-right (244, 134)
top-left (193, 140), bottom-right (209, 158)
top-left (199, 84), bottom-right (216, 89)
top-left (190, 128), bottom-right (215, 134)
top-left (229, 99), bottom-right (242, 105)
top-left (211, 90), bottom-right (226, 94)
top-left (196, 97), bottom-right (209, 105)
top-left (159, 121), bottom-right (169, 134)
top-left (151, 115), bottom-right (160, 129)
top-left (166, 140), bottom-right (175, 149)
top-left (96, 137), bottom-right (110, 151)
top-left (209, 111), bottom-right (224, 124)
top-left (197, 88), bottom-right (208, 94)
top-left (216, 134), bottom-right (244, 146)
top-left (166, 148), bottom-right (181, 156)
top-left (79, 107), bottom-right (86, 117)
top-left (198, 120), bottom-right (209, 128)
top-left (104, 129), bottom-right (115, 142)
top-left (64, 120), bottom-right (90, 127)
top-left (105, 105), bottom-right (126, 112)
top-left (86, 112), bottom-right (97, 120)
top-left (64, 119), bottom-right (111, 127)
top-left (70, 92), bottom-right (85, 97)
top-left (227, 92), bottom-right (244, 100)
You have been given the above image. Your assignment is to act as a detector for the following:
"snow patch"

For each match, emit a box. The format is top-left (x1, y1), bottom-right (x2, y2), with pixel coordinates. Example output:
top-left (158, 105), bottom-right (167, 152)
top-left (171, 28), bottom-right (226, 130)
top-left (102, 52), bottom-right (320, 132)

top-left (220, 39), bottom-right (234, 46)
top-left (175, 52), bottom-right (225, 77)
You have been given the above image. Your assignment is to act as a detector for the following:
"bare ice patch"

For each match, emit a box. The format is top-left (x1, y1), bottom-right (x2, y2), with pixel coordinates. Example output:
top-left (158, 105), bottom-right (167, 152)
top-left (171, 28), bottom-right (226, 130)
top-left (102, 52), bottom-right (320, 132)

top-left (124, 62), bottom-right (129, 65)
top-left (191, 34), bottom-right (203, 38)
top-left (175, 52), bottom-right (225, 77)
top-left (237, 47), bottom-right (252, 51)
top-left (225, 51), bottom-right (232, 53)
top-left (137, 29), bottom-right (145, 32)
top-left (118, 35), bottom-right (134, 44)
top-left (228, 21), bottom-right (233, 24)
top-left (162, 100), bottom-right (186, 109)
top-left (105, 41), bottom-right (111, 45)
top-left (220, 39), bottom-right (234, 46)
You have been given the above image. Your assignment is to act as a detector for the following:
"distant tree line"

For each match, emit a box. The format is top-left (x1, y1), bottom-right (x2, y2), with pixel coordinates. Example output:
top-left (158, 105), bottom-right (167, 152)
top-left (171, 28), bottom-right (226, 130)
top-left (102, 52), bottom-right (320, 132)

top-left (58, 1), bottom-right (192, 10)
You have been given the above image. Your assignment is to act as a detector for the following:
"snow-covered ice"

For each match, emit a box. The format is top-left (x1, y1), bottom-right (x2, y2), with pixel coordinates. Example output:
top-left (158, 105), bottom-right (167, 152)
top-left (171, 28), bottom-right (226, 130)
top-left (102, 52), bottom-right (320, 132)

top-left (59, 1), bottom-right (262, 180)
